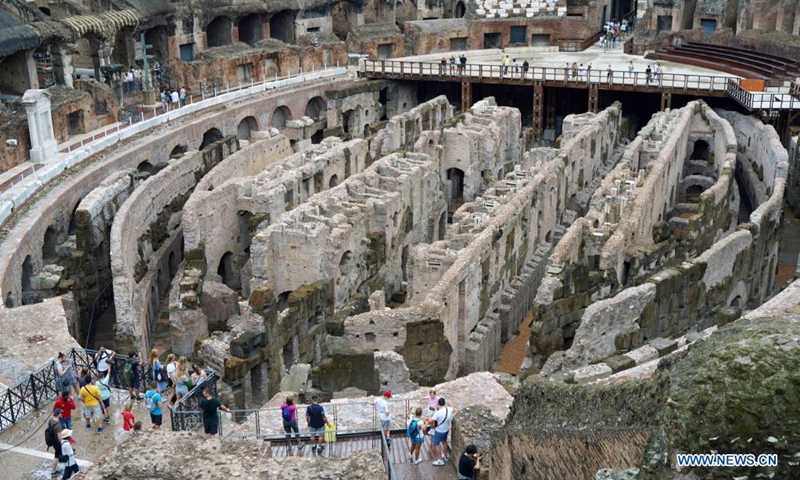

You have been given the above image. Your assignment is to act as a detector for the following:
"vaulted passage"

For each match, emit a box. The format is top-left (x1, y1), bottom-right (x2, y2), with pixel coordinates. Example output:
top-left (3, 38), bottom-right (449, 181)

top-left (207, 17), bottom-right (233, 48)
top-left (238, 14), bottom-right (263, 45)
top-left (270, 10), bottom-right (295, 43)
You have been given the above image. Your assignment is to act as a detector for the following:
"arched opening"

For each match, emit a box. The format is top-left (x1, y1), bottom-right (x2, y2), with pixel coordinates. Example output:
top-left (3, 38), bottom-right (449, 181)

top-left (363, 124), bottom-right (371, 137)
top-left (691, 140), bottom-right (710, 161)
top-left (686, 184), bottom-right (705, 203)
top-left (730, 295), bottom-right (742, 308)
top-left (277, 291), bottom-right (292, 312)
top-left (271, 106), bottom-right (291, 129)
top-left (144, 26), bottom-right (169, 66)
top-left (21, 255), bottom-right (34, 292)
top-left (217, 251), bottom-right (236, 289)
top-left (342, 110), bottom-right (354, 134)
top-left (304, 96), bottom-right (326, 121)
top-left (157, 267), bottom-right (166, 297)
top-left (455, 1), bottom-right (466, 17)
top-left (68, 200), bottom-right (81, 236)
top-left (339, 251), bottom-right (354, 276)
top-left (328, 175), bottom-right (338, 188)
top-left (237, 116), bottom-right (258, 141)
top-left (269, 10), bottom-right (296, 43)
top-left (199, 128), bottom-right (224, 150)
top-left (170, 144), bottom-right (187, 158)
top-left (311, 130), bottom-right (324, 144)
top-left (544, 230), bottom-right (552, 243)
top-left (237, 210), bottom-right (254, 252)
top-left (42, 226), bottom-right (58, 262)
top-left (438, 211), bottom-right (447, 239)
top-left (446, 167), bottom-right (465, 201)
top-left (401, 244), bottom-right (410, 282)
top-left (137, 161), bottom-right (154, 175)
top-left (207, 17), bottom-right (233, 48)
top-left (238, 14), bottom-right (263, 45)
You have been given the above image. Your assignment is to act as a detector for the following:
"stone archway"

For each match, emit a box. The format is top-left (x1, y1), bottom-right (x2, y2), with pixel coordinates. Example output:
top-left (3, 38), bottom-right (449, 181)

top-left (237, 116), bottom-right (258, 141)
top-left (207, 17), bottom-right (233, 48)
top-left (271, 106), bottom-right (291, 129)
top-left (238, 14), bottom-right (263, 45)
top-left (270, 10), bottom-right (296, 43)
top-left (304, 96), bottom-right (326, 121)
top-left (199, 128), bottom-right (224, 150)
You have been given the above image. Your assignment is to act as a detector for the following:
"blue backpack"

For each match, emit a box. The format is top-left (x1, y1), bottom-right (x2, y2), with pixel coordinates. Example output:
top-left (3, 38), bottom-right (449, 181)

top-left (281, 405), bottom-right (292, 422)
top-left (407, 418), bottom-right (420, 438)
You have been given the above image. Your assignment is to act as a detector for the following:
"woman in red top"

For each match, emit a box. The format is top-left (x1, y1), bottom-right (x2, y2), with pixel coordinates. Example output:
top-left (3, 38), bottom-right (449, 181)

top-left (54, 391), bottom-right (76, 429)
top-left (122, 402), bottom-right (136, 432)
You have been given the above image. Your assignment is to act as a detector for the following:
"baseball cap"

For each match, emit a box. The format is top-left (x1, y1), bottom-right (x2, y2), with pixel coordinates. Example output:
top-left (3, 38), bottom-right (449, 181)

top-left (311, 393), bottom-right (319, 400)
top-left (53, 408), bottom-right (63, 416)
top-left (383, 390), bottom-right (392, 398)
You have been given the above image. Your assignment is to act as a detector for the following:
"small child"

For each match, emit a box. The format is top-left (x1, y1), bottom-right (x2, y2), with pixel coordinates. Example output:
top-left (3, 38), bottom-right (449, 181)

top-left (133, 421), bottom-right (143, 432)
top-left (122, 402), bottom-right (136, 432)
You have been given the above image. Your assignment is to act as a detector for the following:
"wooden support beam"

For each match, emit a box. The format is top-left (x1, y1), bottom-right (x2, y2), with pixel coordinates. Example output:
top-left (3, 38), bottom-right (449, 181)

top-left (533, 81), bottom-right (543, 140)
top-left (588, 83), bottom-right (599, 113)
top-left (461, 81), bottom-right (472, 113)
top-left (660, 92), bottom-right (672, 111)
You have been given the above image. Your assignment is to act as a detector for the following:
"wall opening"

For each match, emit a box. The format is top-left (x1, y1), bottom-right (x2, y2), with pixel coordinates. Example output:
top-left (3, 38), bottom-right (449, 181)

top-left (199, 128), bottom-right (224, 150)
top-left (168, 250), bottom-right (179, 277)
top-left (510, 26), bottom-right (527, 44)
top-left (449, 37), bottom-right (468, 51)
top-left (42, 226), bottom-right (58, 262)
top-left (455, 1), bottom-right (466, 17)
top-left (304, 96), bottom-right (326, 121)
top-left (270, 10), bottom-right (296, 43)
top-left (22, 255), bottom-right (34, 292)
top-left (67, 111), bottom-right (84, 136)
top-left (271, 106), bottom-right (291, 129)
top-left (446, 167), bottom-right (465, 201)
top-left (217, 251), bottom-right (236, 289)
top-left (438, 211), bottom-right (447, 239)
top-left (329, 174), bottom-right (339, 188)
top-left (531, 34), bottom-right (551, 46)
top-left (691, 140), bottom-right (710, 161)
top-left (483, 33), bottom-right (502, 49)
top-left (377, 43), bottom-right (395, 60)
top-left (238, 14), bottom-right (263, 45)
top-left (237, 116), bottom-right (258, 141)
top-left (170, 144), bottom-right (188, 158)
top-left (137, 161), bottom-right (154, 175)
top-left (277, 291), bottom-right (291, 312)
top-left (657, 15), bottom-right (673, 33)
top-left (207, 17), bottom-right (233, 48)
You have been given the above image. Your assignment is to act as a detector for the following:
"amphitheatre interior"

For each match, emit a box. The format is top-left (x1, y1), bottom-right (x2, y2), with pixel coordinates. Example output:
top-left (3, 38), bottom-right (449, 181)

top-left (0, 0), bottom-right (799, 478)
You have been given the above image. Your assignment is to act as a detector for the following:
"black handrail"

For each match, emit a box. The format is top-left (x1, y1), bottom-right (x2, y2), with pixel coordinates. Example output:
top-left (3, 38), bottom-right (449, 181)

top-left (380, 428), bottom-right (399, 480)
top-left (169, 370), bottom-right (218, 432)
top-left (0, 359), bottom-right (59, 432)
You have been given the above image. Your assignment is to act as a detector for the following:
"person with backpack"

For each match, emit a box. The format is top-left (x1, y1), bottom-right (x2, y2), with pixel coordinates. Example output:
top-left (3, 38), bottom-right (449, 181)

top-left (145, 381), bottom-right (164, 429)
top-left (97, 371), bottom-right (112, 424)
top-left (200, 388), bottom-right (230, 436)
top-left (80, 377), bottom-right (104, 434)
top-left (94, 346), bottom-right (114, 379)
top-left (59, 429), bottom-right (79, 479)
top-left (54, 391), bottom-right (76, 429)
top-left (165, 354), bottom-right (177, 405)
top-left (426, 397), bottom-right (453, 466)
top-left (280, 396), bottom-right (300, 449)
top-left (55, 352), bottom-right (80, 397)
top-left (306, 393), bottom-right (330, 454)
top-left (149, 349), bottom-right (167, 393)
top-left (406, 407), bottom-right (425, 465)
top-left (46, 409), bottom-right (64, 476)
top-left (125, 351), bottom-right (141, 401)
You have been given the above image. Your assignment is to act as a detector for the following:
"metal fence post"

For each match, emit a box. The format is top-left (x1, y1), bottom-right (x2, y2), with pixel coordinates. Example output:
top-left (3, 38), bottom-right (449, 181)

top-left (30, 373), bottom-right (39, 410)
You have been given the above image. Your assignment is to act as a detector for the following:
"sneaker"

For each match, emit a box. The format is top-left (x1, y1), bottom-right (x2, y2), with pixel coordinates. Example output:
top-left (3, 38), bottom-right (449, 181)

top-left (85, 423), bottom-right (91, 429)
top-left (317, 445), bottom-right (325, 452)
top-left (432, 459), bottom-right (445, 466)
top-left (51, 469), bottom-right (63, 476)
top-left (103, 417), bottom-right (111, 424)
top-left (414, 458), bottom-right (422, 465)
top-left (96, 427), bottom-right (104, 434)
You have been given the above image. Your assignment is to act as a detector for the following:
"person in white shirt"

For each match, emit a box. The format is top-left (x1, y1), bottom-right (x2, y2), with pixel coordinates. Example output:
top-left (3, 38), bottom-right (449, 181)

top-left (375, 390), bottom-right (392, 446)
top-left (94, 346), bottom-right (114, 376)
top-left (425, 397), bottom-right (453, 466)
top-left (59, 429), bottom-right (79, 479)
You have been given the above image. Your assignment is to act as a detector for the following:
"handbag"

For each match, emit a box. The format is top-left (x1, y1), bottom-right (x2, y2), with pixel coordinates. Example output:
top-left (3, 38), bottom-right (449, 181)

top-left (324, 423), bottom-right (337, 444)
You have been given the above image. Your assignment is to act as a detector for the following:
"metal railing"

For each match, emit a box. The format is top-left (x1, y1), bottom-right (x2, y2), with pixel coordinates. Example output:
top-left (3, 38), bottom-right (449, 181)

top-left (362, 60), bottom-right (732, 92)
top-left (380, 428), bottom-right (399, 480)
top-left (169, 370), bottom-right (218, 432)
top-left (0, 359), bottom-right (58, 431)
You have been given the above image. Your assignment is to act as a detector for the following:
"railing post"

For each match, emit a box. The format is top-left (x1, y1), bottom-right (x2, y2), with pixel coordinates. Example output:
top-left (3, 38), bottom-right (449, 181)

top-left (30, 372), bottom-right (39, 409)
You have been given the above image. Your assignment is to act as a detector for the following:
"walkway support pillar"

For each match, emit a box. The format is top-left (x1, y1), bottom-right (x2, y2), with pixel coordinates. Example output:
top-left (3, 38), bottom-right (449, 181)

top-left (461, 81), bottom-right (472, 113)
top-left (533, 81), bottom-right (543, 140)
top-left (661, 92), bottom-right (672, 111)
top-left (588, 83), bottom-right (599, 113)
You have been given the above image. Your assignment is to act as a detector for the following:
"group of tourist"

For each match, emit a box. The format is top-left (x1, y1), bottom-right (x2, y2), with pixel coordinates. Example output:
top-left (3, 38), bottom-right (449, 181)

top-left (439, 54), bottom-right (469, 75)
top-left (160, 86), bottom-right (188, 108)
top-left (601, 18), bottom-right (629, 50)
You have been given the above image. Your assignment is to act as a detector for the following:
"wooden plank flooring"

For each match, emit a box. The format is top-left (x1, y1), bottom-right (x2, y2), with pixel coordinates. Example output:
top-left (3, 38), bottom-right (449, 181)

top-left (268, 433), bottom-right (450, 465)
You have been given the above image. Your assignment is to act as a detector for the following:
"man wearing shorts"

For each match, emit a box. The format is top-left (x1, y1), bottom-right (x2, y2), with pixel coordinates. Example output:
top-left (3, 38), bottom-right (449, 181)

top-left (80, 377), bottom-right (104, 434)
top-left (426, 397), bottom-right (452, 466)
top-left (199, 388), bottom-right (230, 435)
top-left (375, 390), bottom-right (392, 447)
top-left (306, 393), bottom-right (329, 454)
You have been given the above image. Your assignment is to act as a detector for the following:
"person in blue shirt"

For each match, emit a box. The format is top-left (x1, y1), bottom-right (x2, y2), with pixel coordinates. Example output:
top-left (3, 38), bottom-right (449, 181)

top-left (145, 382), bottom-right (163, 430)
top-left (306, 393), bottom-right (330, 454)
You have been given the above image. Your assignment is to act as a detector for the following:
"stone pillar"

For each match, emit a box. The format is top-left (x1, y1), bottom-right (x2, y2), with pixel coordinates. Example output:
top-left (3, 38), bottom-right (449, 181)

top-left (92, 39), bottom-right (114, 81)
top-left (51, 44), bottom-right (75, 88)
top-left (532, 81), bottom-right (543, 140)
top-left (22, 90), bottom-right (59, 164)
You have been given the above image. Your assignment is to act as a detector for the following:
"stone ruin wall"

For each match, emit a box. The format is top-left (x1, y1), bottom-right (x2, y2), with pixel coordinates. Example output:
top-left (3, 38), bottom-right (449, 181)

top-left (341, 102), bottom-right (624, 380)
top-left (111, 138), bottom-right (237, 354)
top-left (536, 105), bottom-right (787, 375)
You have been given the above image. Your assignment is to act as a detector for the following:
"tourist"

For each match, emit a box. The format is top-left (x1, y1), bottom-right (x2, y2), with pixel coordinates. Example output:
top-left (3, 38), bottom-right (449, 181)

top-left (46, 409), bottom-right (64, 476)
top-left (600, 35), bottom-right (607, 51)
top-left (587, 62), bottom-right (593, 81)
top-left (160, 90), bottom-right (167, 106)
top-left (59, 429), bottom-right (79, 480)
top-left (522, 60), bottom-right (529, 78)
top-left (200, 388), bottom-right (230, 436)
top-left (125, 351), bottom-right (141, 401)
top-left (94, 346), bottom-right (114, 379)
top-left (607, 64), bottom-right (613, 84)
top-left (190, 363), bottom-right (207, 388)
top-left (459, 54), bottom-right (467, 74)
top-left (458, 445), bottom-right (482, 480)
top-left (578, 63), bottom-right (585, 81)
top-left (306, 393), bottom-right (330, 453)
top-left (426, 397), bottom-right (452, 466)
top-left (501, 55), bottom-right (510, 76)
top-left (654, 62), bottom-right (662, 82)
top-left (179, 86), bottom-right (186, 106)
top-left (449, 55), bottom-right (456, 74)
top-left (149, 349), bottom-right (167, 394)
top-left (54, 390), bottom-right (76, 430)
top-left (646, 65), bottom-right (652, 84)
top-left (165, 353), bottom-right (177, 405)
top-left (97, 370), bottom-right (112, 424)
top-left (80, 376), bottom-right (104, 434)
top-left (612, 30), bottom-right (617, 48)
top-left (280, 396), bottom-right (300, 449)
top-left (375, 390), bottom-right (392, 447)
top-left (174, 361), bottom-right (190, 401)
top-left (406, 407), bottom-right (424, 465)
top-left (628, 61), bottom-right (635, 75)
top-left (426, 389), bottom-right (440, 419)
top-left (77, 367), bottom-right (90, 389)
top-left (171, 89), bottom-right (180, 105)
top-left (122, 402), bottom-right (136, 434)
top-left (563, 61), bottom-right (570, 79)
top-left (571, 62), bottom-right (578, 81)
top-left (440, 57), bottom-right (447, 75)
top-left (621, 19), bottom-right (628, 37)
top-left (145, 381), bottom-right (164, 430)
top-left (55, 352), bottom-right (80, 397)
